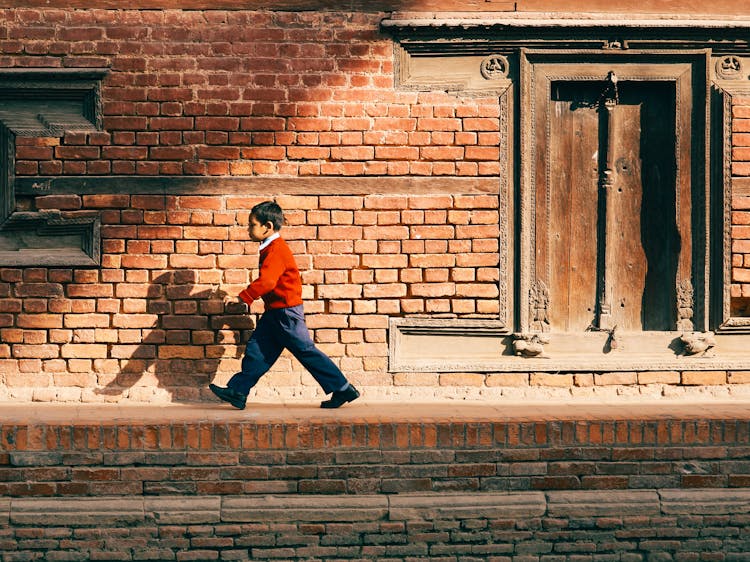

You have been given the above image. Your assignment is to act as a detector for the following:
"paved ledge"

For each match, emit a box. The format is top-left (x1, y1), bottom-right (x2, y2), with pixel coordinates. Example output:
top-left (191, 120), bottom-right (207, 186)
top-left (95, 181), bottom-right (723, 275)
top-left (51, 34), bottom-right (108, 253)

top-left (2, 398), bottom-right (750, 425)
top-left (2, 399), bottom-right (748, 497)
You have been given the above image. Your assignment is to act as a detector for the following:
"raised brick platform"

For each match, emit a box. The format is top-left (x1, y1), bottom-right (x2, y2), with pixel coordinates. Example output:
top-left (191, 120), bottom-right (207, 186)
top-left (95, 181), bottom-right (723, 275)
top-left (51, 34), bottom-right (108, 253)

top-left (2, 399), bottom-right (750, 560)
top-left (2, 400), bottom-right (750, 496)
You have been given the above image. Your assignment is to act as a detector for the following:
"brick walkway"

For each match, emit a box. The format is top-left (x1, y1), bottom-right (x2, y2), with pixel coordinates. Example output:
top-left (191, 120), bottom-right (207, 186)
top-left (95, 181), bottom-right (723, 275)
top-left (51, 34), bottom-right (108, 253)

top-left (2, 397), bottom-right (749, 425)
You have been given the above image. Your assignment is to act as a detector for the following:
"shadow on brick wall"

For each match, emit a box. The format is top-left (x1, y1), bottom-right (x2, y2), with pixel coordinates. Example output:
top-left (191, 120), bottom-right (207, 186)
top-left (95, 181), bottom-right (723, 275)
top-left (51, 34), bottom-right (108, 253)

top-left (95, 270), bottom-right (253, 403)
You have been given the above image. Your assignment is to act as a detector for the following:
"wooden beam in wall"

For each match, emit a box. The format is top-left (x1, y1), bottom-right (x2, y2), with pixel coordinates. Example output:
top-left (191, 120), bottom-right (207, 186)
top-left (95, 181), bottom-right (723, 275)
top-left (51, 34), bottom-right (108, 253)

top-left (4, 0), bottom-right (750, 15)
top-left (15, 176), bottom-right (501, 197)
top-left (0, 1), bottom-right (514, 10)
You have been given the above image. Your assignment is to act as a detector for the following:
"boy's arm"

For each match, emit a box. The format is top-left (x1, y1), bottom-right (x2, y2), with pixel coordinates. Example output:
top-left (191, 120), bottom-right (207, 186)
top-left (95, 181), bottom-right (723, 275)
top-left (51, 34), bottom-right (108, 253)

top-left (238, 250), bottom-right (285, 305)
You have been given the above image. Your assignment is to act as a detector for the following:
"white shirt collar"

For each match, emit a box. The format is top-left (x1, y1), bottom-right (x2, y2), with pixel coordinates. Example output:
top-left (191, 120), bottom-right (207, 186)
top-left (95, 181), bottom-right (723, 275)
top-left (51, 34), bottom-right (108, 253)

top-left (259, 232), bottom-right (280, 252)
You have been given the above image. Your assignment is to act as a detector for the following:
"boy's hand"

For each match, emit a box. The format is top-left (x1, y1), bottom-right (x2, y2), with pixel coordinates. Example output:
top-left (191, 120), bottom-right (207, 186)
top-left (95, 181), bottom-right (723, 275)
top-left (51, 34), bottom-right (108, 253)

top-left (238, 287), bottom-right (254, 306)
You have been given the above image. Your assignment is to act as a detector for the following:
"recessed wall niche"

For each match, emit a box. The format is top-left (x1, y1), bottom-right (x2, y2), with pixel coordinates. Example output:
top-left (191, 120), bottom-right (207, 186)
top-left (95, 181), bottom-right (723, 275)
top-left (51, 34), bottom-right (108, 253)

top-left (0, 68), bottom-right (108, 266)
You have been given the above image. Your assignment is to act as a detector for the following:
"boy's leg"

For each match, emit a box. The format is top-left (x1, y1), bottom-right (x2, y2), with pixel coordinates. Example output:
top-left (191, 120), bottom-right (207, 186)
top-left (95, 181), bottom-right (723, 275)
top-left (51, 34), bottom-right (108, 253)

top-left (226, 312), bottom-right (284, 396)
top-left (278, 305), bottom-right (349, 394)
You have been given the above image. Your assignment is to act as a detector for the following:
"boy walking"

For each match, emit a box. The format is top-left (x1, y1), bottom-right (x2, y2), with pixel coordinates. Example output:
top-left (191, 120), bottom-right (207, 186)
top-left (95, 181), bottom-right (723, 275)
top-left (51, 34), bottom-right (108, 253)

top-left (209, 201), bottom-right (360, 410)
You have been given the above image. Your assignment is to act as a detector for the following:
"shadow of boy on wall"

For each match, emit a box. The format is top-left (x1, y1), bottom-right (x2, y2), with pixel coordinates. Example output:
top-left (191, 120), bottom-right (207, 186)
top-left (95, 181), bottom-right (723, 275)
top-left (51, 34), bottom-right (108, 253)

top-left (96, 269), bottom-right (252, 403)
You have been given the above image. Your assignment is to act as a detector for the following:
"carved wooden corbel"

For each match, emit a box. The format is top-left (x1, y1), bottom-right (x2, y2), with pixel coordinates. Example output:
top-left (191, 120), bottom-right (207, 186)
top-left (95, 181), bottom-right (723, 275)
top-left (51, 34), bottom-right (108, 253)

top-left (512, 332), bottom-right (550, 358)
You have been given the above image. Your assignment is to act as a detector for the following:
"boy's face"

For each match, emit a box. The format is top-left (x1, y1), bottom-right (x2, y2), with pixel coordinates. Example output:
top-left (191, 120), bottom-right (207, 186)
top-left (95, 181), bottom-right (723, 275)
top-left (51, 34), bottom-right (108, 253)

top-left (248, 215), bottom-right (275, 242)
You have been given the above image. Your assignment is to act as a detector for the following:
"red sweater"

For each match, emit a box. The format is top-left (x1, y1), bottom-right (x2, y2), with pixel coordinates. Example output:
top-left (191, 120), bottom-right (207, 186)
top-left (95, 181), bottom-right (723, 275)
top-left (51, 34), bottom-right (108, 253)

top-left (239, 237), bottom-right (303, 310)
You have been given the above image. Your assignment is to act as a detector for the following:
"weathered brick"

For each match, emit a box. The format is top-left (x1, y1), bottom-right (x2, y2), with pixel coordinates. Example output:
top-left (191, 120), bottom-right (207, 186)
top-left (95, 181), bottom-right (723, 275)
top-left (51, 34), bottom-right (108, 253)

top-left (682, 371), bottom-right (727, 385)
top-left (595, 372), bottom-right (637, 386)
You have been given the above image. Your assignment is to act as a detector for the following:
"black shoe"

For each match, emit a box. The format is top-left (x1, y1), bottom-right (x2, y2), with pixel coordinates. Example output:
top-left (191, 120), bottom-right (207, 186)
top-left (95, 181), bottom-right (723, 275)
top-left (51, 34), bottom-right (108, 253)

top-left (209, 384), bottom-right (247, 410)
top-left (320, 384), bottom-right (360, 409)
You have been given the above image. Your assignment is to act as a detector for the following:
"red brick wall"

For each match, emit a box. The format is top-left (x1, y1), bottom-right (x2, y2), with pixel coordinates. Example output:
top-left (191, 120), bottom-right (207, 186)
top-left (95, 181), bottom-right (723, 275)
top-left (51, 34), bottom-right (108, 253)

top-left (1, 8), bottom-right (750, 402)
top-left (0, 9), bottom-right (507, 401)
top-left (6, 10), bottom-right (501, 178)
top-left (1, 192), bottom-right (501, 402)
top-left (732, 97), bottom-right (750, 314)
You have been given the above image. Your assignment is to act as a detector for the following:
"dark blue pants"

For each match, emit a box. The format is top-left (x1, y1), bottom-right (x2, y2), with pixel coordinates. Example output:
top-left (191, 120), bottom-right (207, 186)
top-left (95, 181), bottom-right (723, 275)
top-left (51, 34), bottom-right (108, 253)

top-left (227, 305), bottom-right (348, 396)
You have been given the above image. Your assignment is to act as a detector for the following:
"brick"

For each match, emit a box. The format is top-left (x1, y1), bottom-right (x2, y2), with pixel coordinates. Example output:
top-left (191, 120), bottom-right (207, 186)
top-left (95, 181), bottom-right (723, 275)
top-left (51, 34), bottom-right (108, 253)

top-left (408, 195), bottom-right (453, 209)
top-left (363, 196), bottom-right (408, 210)
top-left (16, 314), bottom-right (62, 329)
top-left (681, 371), bottom-right (727, 385)
top-left (638, 371), bottom-right (681, 384)
top-left (14, 283), bottom-right (64, 298)
top-left (531, 373), bottom-right (574, 387)
top-left (35, 195), bottom-right (82, 210)
top-left (169, 254), bottom-right (217, 268)
top-left (120, 254), bottom-right (169, 269)
top-left (439, 373), bottom-right (485, 387)
top-left (82, 194), bottom-right (130, 208)
top-left (411, 225), bottom-right (454, 239)
top-left (486, 373), bottom-right (529, 387)
top-left (66, 284), bottom-right (113, 298)
top-left (61, 344), bottom-right (108, 359)
top-left (362, 254), bottom-right (407, 268)
top-left (63, 314), bottom-right (110, 328)
top-left (729, 371), bottom-right (750, 383)
top-left (11, 345), bottom-right (59, 359)
top-left (410, 283), bottom-right (455, 297)
top-left (594, 372), bottom-right (637, 386)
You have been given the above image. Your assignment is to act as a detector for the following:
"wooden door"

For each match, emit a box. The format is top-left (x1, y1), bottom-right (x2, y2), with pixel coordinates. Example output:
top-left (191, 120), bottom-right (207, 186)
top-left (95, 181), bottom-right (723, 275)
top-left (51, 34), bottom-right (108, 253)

top-left (544, 80), bottom-right (680, 332)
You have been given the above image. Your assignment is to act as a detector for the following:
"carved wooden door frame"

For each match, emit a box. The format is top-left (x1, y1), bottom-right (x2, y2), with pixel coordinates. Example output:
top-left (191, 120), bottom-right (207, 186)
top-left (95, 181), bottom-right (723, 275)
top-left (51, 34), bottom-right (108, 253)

top-left (518, 49), bottom-right (711, 334)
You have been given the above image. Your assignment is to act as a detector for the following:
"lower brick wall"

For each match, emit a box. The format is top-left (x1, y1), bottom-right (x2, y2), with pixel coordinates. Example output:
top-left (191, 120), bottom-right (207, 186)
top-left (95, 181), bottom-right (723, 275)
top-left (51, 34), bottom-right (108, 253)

top-left (2, 490), bottom-right (750, 560)
top-left (2, 413), bottom-right (749, 559)
top-left (2, 417), bottom-right (750, 496)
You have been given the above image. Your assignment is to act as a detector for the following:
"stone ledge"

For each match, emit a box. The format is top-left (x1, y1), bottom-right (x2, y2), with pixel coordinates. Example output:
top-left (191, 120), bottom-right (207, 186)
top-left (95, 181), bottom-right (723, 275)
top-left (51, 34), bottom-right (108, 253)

top-left (660, 488), bottom-right (750, 514)
top-left (388, 492), bottom-right (546, 520)
top-left (145, 497), bottom-right (221, 524)
top-left (547, 490), bottom-right (661, 517)
top-left (11, 497), bottom-right (144, 526)
top-left (222, 495), bottom-right (388, 522)
top-left (4, 490), bottom-right (750, 527)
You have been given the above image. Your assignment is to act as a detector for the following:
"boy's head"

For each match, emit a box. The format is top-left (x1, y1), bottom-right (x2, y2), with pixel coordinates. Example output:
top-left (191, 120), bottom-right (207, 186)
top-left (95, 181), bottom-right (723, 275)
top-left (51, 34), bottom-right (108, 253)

top-left (249, 201), bottom-right (284, 242)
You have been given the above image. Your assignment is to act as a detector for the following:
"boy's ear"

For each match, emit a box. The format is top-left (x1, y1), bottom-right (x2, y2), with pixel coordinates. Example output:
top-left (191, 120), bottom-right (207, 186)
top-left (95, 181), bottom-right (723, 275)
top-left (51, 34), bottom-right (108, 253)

top-left (264, 221), bottom-right (275, 231)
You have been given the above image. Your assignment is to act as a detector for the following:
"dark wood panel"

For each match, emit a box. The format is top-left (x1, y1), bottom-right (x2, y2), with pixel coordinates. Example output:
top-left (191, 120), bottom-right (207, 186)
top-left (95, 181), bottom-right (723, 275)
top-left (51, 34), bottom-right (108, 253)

top-left (5, 0), bottom-right (748, 12)
top-left (518, 0), bottom-right (749, 14)
top-left (0, 0), bottom-right (514, 10)
top-left (16, 175), bottom-right (499, 196)
top-left (636, 82), bottom-right (680, 331)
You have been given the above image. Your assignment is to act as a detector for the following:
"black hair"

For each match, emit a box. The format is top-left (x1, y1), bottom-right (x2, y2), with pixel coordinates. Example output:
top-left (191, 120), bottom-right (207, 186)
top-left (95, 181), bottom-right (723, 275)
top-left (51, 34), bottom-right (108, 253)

top-left (250, 201), bottom-right (284, 231)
